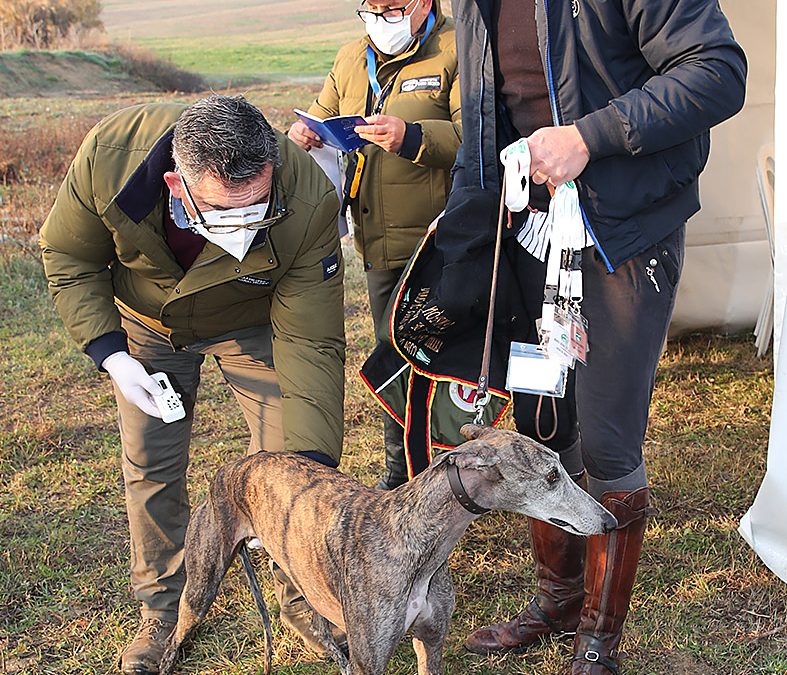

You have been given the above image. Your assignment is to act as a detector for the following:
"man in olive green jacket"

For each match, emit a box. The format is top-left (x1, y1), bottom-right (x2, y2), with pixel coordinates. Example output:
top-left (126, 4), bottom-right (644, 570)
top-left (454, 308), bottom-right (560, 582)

top-left (40, 95), bottom-right (345, 673)
top-left (289, 0), bottom-right (460, 489)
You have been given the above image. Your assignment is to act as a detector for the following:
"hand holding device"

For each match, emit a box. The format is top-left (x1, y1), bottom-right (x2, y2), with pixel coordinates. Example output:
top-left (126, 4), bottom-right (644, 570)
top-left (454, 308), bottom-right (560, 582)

top-left (101, 351), bottom-right (164, 419)
top-left (149, 372), bottom-right (186, 423)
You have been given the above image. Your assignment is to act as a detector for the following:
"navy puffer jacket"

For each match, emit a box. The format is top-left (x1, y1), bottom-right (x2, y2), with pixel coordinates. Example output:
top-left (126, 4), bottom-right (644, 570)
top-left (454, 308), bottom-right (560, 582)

top-left (450, 0), bottom-right (747, 270)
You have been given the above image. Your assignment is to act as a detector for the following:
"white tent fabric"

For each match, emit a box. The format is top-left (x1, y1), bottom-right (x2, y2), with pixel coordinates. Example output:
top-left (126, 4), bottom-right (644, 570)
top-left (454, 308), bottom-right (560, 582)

top-left (739, 0), bottom-right (787, 584)
top-left (739, 302), bottom-right (787, 583)
top-left (669, 0), bottom-right (774, 337)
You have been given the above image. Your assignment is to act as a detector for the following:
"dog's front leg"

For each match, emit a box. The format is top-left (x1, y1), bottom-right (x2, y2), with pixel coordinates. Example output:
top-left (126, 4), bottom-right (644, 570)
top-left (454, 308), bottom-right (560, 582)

top-left (343, 609), bottom-right (404, 675)
top-left (410, 563), bottom-right (455, 675)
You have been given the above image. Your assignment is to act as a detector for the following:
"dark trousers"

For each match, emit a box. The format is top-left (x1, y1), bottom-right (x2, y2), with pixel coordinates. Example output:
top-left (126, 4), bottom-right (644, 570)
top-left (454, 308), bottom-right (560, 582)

top-left (511, 225), bottom-right (685, 485)
top-left (366, 268), bottom-right (407, 482)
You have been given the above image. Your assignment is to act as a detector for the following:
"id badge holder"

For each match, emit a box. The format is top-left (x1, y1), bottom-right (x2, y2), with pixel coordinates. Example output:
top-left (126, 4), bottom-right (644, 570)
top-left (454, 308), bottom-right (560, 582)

top-left (349, 152), bottom-right (366, 199)
top-left (546, 308), bottom-right (576, 368)
top-left (506, 342), bottom-right (568, 398)
top-left (568, 310), bottom-right (589, 366)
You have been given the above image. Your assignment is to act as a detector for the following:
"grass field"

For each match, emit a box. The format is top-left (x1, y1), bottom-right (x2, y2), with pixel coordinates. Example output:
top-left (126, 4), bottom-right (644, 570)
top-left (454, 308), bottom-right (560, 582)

top-left (101, 0), bottom-right (365, 83)
top-left (129, 39), bottom-right (344, 83)
top-left (101, 0), bottom-right (361, 40)
top-left (99, 0), bottom-right (453, 84)
top-left (2, 85), bottom-right (787, 674)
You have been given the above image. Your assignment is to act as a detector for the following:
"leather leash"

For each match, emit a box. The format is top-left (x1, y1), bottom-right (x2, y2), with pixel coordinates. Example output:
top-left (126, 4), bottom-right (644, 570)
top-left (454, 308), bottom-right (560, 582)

top-left (473, 175), bottom-right (508, 425)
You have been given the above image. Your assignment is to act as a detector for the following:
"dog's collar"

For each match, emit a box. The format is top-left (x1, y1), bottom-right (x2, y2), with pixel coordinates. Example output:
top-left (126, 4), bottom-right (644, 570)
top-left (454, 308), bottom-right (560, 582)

top-left (446, 458), bottom-right (490, 515)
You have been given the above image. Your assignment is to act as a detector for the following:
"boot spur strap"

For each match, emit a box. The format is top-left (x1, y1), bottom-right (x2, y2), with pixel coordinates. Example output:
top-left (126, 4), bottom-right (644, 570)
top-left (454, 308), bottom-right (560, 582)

top-left (572, 649), bottom-right (620, 674)
top-left (526, 598), bottom-right (571, 636)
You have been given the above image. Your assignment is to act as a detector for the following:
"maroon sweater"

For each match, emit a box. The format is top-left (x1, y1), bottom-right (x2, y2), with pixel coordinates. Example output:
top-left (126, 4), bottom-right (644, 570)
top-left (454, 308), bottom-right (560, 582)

top-left (492, 0), bottom-right (553, 210)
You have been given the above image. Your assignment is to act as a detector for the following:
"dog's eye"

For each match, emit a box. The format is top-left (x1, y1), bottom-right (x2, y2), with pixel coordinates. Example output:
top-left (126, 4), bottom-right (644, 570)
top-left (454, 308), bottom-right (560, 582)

top-left (546, 468), bottom-right (560, 485)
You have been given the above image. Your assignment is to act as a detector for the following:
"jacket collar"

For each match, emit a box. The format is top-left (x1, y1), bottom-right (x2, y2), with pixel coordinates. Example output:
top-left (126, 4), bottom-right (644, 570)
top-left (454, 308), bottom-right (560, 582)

top-left (115, 128), bottom-right (175, 224)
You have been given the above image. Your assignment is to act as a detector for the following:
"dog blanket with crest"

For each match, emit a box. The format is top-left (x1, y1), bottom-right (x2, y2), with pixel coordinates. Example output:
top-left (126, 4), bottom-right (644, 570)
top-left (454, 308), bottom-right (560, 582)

top-left (361, 186), bottom-right (539, 478)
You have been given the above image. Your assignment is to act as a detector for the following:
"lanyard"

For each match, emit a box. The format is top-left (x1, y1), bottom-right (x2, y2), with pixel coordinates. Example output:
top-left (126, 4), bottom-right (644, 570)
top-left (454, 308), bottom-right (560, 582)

top-left (365, 9), bottom-right (436, 114)
top-left (541, 181), bottom-right (586, 339)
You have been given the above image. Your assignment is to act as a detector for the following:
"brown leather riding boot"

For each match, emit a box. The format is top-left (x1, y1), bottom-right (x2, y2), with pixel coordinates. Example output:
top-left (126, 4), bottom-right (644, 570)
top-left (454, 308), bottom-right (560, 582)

top-left (572, 487), bottom-right (654, 674)
top-left (465, 516), bottom-right (585, 654)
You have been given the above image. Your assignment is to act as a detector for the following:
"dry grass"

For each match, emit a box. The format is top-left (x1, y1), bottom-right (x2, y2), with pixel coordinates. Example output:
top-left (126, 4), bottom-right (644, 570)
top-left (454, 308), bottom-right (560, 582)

top-left (1, 89), bottom-right (786, 675)
top-left (0, 112), bottom-right (99, 255)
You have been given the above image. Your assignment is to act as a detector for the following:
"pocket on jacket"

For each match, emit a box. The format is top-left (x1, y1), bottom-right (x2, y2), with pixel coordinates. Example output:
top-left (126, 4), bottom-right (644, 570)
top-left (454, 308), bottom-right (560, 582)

top-left (661, 135), bottom-right (710, 192)
top-left (641, 224), bottom-right (685, 295)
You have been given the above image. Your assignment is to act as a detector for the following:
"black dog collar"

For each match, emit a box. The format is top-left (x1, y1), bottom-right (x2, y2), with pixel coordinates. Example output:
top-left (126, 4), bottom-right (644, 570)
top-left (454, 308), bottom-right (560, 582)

top-left (446, 458), bottom-right (490, 515)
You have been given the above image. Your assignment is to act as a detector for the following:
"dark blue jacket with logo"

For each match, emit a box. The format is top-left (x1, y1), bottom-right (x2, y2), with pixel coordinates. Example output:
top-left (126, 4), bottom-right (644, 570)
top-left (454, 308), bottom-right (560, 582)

top-left (450, 0), bottom-right (747, 270)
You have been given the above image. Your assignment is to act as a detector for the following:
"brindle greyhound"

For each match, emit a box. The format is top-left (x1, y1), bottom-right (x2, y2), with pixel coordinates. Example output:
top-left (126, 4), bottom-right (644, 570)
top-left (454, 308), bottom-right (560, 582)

top-left (159, 424), bottom-right (616, 675)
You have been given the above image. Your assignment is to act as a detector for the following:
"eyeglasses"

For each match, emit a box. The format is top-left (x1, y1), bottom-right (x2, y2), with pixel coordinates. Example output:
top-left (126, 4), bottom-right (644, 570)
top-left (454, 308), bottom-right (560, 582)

top-left (356, 0), bottom-right (418, 24)
top-left (179, 173), bottom-right (290, 234)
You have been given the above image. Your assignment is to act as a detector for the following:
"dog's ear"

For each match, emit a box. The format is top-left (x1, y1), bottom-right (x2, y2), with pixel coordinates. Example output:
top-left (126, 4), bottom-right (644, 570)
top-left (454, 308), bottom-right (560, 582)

top-left (460, 423), bottom-right (497, 441)
top-left (452, 440), bottom-right (501, 472)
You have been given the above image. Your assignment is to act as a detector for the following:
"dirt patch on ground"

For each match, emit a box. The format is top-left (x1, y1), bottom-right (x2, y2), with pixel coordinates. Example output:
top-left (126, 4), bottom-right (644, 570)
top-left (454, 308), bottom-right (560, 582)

top-left (0, 50), bottom-right (160, 98)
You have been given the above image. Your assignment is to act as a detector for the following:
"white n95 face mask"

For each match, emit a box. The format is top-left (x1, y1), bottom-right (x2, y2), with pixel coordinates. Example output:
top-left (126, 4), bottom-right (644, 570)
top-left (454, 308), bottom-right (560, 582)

top-left (169, 194), bottom-right (265, 262)
top-left (195, 202), bottom-right (271, 232)
top-left (365, 13), bottom-right (415, 55)
top-left (500, 138), bottom-right (531, 213)
top-left (189, 219), bottom-right (259, 262)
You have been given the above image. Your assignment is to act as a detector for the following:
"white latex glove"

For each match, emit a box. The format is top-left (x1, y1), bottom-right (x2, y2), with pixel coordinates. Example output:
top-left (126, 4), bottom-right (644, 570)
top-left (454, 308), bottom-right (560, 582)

top-left (499, 138), bottom-right (531, 212)
top-left (102, 352), bottom-right (163, 418)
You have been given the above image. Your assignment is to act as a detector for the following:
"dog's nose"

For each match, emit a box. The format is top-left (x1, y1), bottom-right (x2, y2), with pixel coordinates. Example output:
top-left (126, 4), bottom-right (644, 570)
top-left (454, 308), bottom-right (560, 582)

top-left (603, 514), bottom-right (618, 533)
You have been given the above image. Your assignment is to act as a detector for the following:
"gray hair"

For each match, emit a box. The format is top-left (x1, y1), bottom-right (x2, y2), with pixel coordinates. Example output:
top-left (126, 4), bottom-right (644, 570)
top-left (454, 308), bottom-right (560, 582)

top-left (172, 94), bottom-right (281, 186)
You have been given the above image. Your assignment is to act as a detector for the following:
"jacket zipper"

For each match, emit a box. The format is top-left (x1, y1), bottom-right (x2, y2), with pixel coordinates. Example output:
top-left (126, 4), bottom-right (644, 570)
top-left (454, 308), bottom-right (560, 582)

top-left (479, 28), bottom-right (489, 190)
top-left (541, 0), bottom-right (614, 273)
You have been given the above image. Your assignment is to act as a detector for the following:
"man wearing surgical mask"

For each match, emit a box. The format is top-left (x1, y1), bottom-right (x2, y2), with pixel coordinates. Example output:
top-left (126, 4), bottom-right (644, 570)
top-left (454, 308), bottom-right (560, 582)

top-left (289, 0), bottom-right (460, 494)
top-left (40, 94), bottom-right (345, 673)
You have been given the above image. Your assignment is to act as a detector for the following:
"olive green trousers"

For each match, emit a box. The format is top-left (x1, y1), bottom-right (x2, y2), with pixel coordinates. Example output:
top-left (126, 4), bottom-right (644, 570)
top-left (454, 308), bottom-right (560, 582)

top-left (115, 308), bottom-right (283, 621)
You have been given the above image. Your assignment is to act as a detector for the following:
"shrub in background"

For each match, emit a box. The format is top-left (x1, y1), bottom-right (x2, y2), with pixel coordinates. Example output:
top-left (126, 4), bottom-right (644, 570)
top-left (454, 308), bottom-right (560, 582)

top-left (0, 0), bottom-right (103, 50)
top-left (111, 43), bottom-right (206, 93)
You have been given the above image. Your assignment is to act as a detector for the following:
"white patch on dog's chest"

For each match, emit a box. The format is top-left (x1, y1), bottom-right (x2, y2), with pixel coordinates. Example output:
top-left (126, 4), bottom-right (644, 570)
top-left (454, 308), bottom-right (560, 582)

top-left (404, 578), bottom-right (432, 631)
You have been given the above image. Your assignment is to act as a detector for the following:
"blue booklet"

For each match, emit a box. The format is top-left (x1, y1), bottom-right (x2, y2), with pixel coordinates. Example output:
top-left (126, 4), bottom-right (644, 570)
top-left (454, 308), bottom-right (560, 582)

top-left (294, 108), bottom-right (370, 153)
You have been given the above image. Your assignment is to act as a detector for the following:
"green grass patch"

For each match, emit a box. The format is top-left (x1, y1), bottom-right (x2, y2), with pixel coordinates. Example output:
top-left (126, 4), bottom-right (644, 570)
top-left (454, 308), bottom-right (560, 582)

top-left (134, 37), bottom-right (343, 83)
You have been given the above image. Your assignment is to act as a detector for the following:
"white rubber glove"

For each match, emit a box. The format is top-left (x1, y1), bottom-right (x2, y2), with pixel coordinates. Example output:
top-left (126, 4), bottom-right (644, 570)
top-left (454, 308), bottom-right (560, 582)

top-left (101, 352), bottom-right (164, 418)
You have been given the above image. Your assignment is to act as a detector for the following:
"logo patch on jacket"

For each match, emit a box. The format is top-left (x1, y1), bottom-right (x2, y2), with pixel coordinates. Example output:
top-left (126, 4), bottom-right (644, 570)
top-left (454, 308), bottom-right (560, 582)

top-left (322, 253), bottom-right (339, 280)
top-left (236, 275), bottom-right (272, 286)
top-left (400, 75), bottom-right (442, 93)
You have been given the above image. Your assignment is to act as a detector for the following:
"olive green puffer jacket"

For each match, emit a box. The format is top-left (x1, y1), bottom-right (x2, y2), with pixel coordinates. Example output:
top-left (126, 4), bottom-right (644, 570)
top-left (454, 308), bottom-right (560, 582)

top-left (40, 102), bottom-right (346, 460)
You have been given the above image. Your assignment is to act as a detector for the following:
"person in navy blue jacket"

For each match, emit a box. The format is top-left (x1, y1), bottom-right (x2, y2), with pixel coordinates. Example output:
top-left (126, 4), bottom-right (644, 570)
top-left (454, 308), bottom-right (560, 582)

top-left (448, 0), bottom-right (747, 672)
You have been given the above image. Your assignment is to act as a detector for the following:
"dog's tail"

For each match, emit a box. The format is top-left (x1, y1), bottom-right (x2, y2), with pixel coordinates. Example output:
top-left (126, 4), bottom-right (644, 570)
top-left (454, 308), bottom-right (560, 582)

top-left (239, 542), bottom-right (273, 675)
